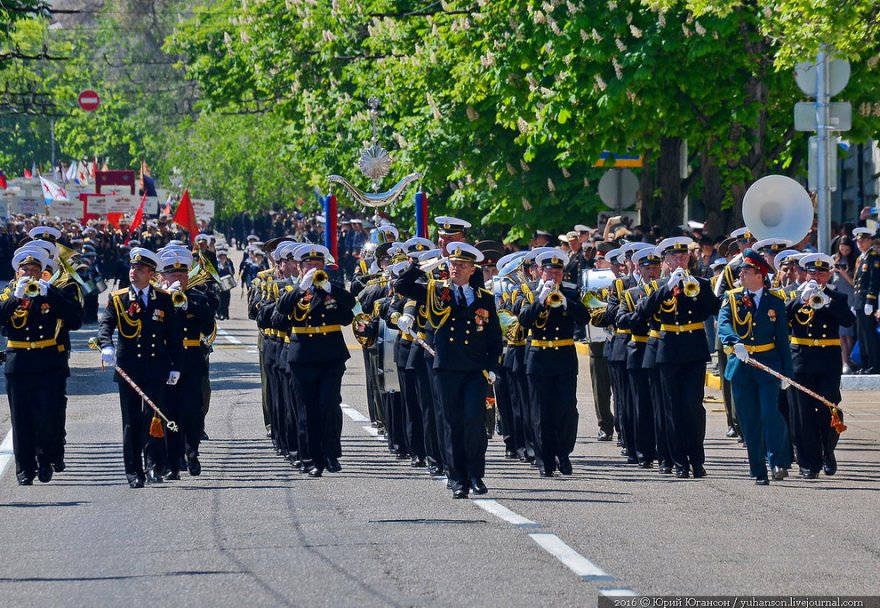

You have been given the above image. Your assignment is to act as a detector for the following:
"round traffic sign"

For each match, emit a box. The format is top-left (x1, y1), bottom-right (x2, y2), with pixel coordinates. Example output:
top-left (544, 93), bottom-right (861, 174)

top-left (78, 90), bottom-right (100, 112)
top-left (598, 168), bottom-right (639, 210)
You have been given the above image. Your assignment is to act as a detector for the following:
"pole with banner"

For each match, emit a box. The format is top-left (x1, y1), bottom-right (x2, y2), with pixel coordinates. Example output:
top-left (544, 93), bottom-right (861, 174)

top-left (323, 193), bottom-right (338, 269)
top-left (415, 191), bottom-right (428, 238)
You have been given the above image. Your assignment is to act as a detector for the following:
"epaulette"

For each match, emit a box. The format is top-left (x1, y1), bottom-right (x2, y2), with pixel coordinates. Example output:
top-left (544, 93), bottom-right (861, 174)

top-left (256, 269), bottom-right (273, 279)
top-left (111, 288), bottom-right (128, 297)
top-left (768, 288), bottom-right (787, 301)
top-left (479, 288), bottom-right (494, 297)
top-left (728, 286), bottom-right (744, 294)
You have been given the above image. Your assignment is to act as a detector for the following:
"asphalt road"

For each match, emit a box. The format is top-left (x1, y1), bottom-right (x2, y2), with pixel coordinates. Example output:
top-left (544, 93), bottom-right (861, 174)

top-left (0, 283), bottom-right (878, 607)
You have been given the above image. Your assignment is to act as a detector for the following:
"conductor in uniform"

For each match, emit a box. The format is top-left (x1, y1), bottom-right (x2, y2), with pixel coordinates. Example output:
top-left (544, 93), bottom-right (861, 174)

top-left (98, 248), bottom-right (184, 488)
top-left (396, 242), bottom-right (502, 499)
top-left (518, 250), bottom-right (590, 477)
top-left (1, 246), bottom-right (82, 485)
top-left (852, 228), bottom-right (880, 374)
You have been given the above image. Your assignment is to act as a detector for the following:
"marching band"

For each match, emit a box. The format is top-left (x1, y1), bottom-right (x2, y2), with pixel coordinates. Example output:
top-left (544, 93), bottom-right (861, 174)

top-left (1, 195), bottom-right (877, 493)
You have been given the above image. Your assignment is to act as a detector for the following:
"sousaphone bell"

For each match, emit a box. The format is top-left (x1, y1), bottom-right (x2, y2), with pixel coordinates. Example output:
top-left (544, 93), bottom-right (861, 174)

top-left (742, 175), bottom-right (814, 244)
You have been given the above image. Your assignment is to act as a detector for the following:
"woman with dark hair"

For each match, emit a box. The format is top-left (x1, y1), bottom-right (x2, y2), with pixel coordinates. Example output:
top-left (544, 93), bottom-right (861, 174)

top-left (831, 236), bottom-right (857, 373)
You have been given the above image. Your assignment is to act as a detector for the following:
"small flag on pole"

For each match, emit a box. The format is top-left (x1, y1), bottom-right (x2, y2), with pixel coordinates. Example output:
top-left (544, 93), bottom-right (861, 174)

top-left (39, 176), bottom-right (69, 204)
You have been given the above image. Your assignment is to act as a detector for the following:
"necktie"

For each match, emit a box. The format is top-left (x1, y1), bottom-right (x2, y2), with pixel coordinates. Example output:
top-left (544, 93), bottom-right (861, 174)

top-left (140, 289), bottom-right (148, 309)
top-left (457, 286), bottom-right (466, 308)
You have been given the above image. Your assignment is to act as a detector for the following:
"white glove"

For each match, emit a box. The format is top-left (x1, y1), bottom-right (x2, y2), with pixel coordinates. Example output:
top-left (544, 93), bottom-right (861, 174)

top-left (13, 277), bottom-right (29, 298)
top-left (167, 280), bottom-right (182, 292)
top-left (780, 378), bottom-right (790, 391)
top-left (38, 279), bottom-right (49, 296)
top-left (167, 371), bottom-right (181, 386)
top-left (396, 314), bottom-right (414, 334)
top-left (487, 371), bottom-right (497, 385)
top-left (101, 346), bottom-right (116, 367)
top-left (667, 267), bottom-right (685, 290)
top-left (865, 303), bottom-right (875, 316)
top-left (538, 281), bottom-right (554, 305)
top-left (421, 256), bottom-right (447, 274)
top-left (733, 343), bottom-right (750, 362)
top-left (801, 288), bottom-right (817, 304)
top-left (299, 268), bottom-right (316, 291)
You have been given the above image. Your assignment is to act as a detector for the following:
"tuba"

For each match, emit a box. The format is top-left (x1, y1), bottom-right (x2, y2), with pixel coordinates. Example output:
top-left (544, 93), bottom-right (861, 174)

top-left (742, 175), bottom-right (813, 243)
top-left (352, 312), bottom-right (378, 347)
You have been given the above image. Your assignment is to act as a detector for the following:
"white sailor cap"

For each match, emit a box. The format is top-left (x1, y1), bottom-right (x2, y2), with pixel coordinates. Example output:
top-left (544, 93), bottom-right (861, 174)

top-left (574, 224), bottom-right (593, 233)
top-left (535, 249), bottom-right (570, 268)
top-left (129, 247), bottom-right (161, 269)
top-left (853, 227), bottom-right (875, 239)
top-left (523, 246), bottom-right (555, 264)
top-left (446, 242), bottom-right (484, 263)
top-left (605, 248), bottom-right (622, 263)
top-left (773, 249), bottom-right (802, 270)
top-left (403, 237), bottom-right (436, 257)
top-left (25, 238), bottom-right (58, 259)
top-left (194, 234), bottom-right (212, 244)
top-left (753, 237), bottom-right (791, 253)
top-left (158, 249), bottom-right (194, 272)
top-left (376, 224), bottom-right (399, 241)
top-left (275, 242), bottom-right (300, 261)
top-left (12, 247), bottom-right (50, 271)
top-left (28, 225), bottom-right (62, 242)
top-left (296, 244), bottom-right (330, 263)
top-left (799, 253), bottom-right (835, 272)
top-left (655, 236), bottom-right (693, 255)
top-left (418, 249), bottom-right (444, 264)
top-left (709, 257), bottom-right (729, 270)
top-left (632, 248), bottom-right (661, 266)
top-left (435, 216), bottom-right (472, 235)
top-left (620, 241), bottom-right (654, 257)
top-left (496, 251), bottom-right (527, 273)
top-left (730, 227), bottom-right (755, 240)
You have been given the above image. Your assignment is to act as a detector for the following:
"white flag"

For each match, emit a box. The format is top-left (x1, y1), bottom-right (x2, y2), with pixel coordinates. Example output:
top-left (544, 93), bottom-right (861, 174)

top-left (40, 176), bottom-right (69, 203)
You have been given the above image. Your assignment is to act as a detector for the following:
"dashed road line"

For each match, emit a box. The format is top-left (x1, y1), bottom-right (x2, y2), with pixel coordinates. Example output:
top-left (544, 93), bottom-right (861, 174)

top-left (341, 401), bottom-right (633, 593)
top-left (0, 430), bottom-right (13, 480)
top-left (217, 328), bottom-right (243, 345)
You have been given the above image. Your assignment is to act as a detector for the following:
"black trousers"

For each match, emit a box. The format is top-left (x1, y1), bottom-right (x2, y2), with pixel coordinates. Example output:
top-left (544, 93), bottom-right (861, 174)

top-left (608, 359), bottom-right (633, 454)
top-left (628, 368), bottom-right (657, 464)
top-left (658, 362), bottom-right (706, 471)
top-left (588, 343), bottom-right (614, 435)
top-left (792, 371), bottom-right (842, 474)
top-left (165, 371), bottom-right (206, 472)
top-left (6, 371), bottom-right (65, 480)
top-left (272, 363), bottom-right (292, 455)
top-left (509, 368), bottom-right (535, 459)
top-left (415, 356), bottom-right (443, 468)
top-left (855, 309), bottom-right (880, 369)
top-left (527, 373), bottom-right (579, 473)
top-left (51, 376), bottom-right (70, 468)
top-left (648, 368), bottom-right (672, 468)
top-left (363, 347), bottom-right (383, 426)
top-left (399, 367), bottom-right (426, 459)
top-left (117, 378), bottom-right (167, 479)
top-left (495, 367), bottom-right (517, 453)
top-left (290, 361), bottom-right (345, 470)
top-left (218, 290), bottom-right (231, 318)
top-left (257, 335), bottom-right (272, 433)
top-left (381, 391), bottom-right (405, 454)
top-left (435, 369), bottom-right (488, 491)
top-left (280, 366), bottom-right (299, 458)
top-left (265, 356), bottom-right (284, 452)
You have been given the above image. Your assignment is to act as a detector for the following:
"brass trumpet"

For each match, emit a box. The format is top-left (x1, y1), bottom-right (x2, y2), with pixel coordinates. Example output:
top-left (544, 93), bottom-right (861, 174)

top-left (681, 272), bottom-right (700, 297)
top-left (171, 290), bottom-right (188, 309)
top-left (807, 289), bottom-right (830, 310)
top-left (313, 269), bottom-right (330, 289)
top-left (546, 289), bottom-right (564, 308)
top-left (24, 280), bottom-right (41, 298)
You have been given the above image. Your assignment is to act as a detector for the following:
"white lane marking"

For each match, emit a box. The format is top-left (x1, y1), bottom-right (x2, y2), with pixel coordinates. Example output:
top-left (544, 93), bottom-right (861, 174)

top-left (528, 533), bottom-right (616, 582)
top-left (473, 499), bottom-right (541, 528)
top-left (361, 426), bottom-right (380, 437)
top-left (599, 588), bottom-right (637, 597)
top-left (0, 430), bottom-right (13, 480)
top-left (217, 328), bottom-right (243, 345)
top-left (341, 404), bottom-right (370, 423)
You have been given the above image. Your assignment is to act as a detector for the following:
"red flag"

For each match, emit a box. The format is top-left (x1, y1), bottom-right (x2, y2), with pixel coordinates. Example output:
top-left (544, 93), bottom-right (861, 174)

top-left (23, 167), bottom-right (33, 178)
top-left (173, 190), bottom-right (200, 244)
top-left (129, 192), bottom-right (147, 235)
top-left (0, 170), bottom-right (6, 190)
top-left (107, 213), bottom-right (122, 229)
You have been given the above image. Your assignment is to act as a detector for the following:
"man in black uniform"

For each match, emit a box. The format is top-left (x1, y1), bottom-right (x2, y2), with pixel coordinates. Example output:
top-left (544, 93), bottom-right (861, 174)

top-left (396, 242), bottom-right (502, 498)
top-left (98, 248), bottom-right (184, 487)
top-left (635, 237), bottom-right (720, 478)
top-left (787, 253), bottom-right (856, 478)
top-left (157, 247), bottom-right (217, 479)
top-left (518, 250), bottom-right (590, 477)
top-left (852, 228), bottom-right (880, 374)
top-left (1, 247), bottom-right (82, 485)
top-left (274, 244), bottom-right (356, 477)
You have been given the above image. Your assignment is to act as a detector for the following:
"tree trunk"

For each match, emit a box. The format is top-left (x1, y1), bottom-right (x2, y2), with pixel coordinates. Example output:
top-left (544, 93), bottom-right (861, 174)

top-left (656, 136), bottom-right (683, 236)
top-left (700, 151), bottom-right (726, 238)
top-left (638, 150), bottom-right (654, 228)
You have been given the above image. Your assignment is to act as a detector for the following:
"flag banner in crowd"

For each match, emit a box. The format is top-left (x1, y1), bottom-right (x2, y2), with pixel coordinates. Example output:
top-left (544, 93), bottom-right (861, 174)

top-left (40, 176), bottom-right (69, 203)
top-left (129, 192), bottom-right (148, 232)
top-left (48, 197), bottom-right (85, 220)
top-left (191, 198), bottom-right (215, 219)
top-left (173, 189), bottom-right (200, 243)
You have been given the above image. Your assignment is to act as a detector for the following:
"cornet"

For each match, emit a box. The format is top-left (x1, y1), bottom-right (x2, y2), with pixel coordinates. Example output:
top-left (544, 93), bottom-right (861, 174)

top-left (546, 285), bottom-right (564, 308)
top-left (313, 269), bottom-right (330, 290)
top-left (681, 272), bottom-right (700, 297)
top-left (807, 288), bottom-right (831, 310)
top-left (24, 280), bottom-right (41, 298)
top-left (171, 290), bottom-right (188, 309)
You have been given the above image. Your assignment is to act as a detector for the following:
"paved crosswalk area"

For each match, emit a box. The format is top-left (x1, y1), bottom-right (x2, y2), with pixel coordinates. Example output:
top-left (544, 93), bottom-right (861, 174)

top-left (0, 291), bottom-right (878, 606)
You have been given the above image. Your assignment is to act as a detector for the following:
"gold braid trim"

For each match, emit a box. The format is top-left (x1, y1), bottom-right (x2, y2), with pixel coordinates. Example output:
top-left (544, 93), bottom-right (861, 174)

top-left (726, 290), bottom-right (754, 340)
top-left (426, 280), bottom-right (451, 329)
top-left (112, 293), bottom-right (142, 339)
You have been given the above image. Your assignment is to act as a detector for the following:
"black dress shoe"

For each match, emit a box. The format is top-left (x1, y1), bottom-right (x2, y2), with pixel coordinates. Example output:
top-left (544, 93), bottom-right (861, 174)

top-left (823, 453), bottom-right (837, 476)
top-left (17, 475), bottom-right (34, 486)
top-left (538, 467), bottom-right (554, 477)
top-left (620, 447), bottom-right (629, 456)
top-left (165, 470), bottom-right (181, 480)
top-left (146, 469), bottom-right (163, 484)
top-left (675, 467), bottom-right (690, 478)
top-left (37, 465), bottom-right (53, 484)
top-left (755, 477), bottom-right (769, 486)
top-left (469, 478), bottom-right (488, 495)
top-left (692, 466), bottom-right (707, 478)
top-left (452, 489), bottom-right (469, 499)
top-left (410, 456), bottom-right (425, 468)
top-left (659, 466), bottom-right (673, 475)
top-left (597, 430), bottom-right (613, 442)
top-left (626, 456), bottom-right (638, 465)
top-left (504, 449), bottom-right (518, 459)
top-left (52, 461), bottom-right (66, 473)
top-left (771, 466), bottom-right (788, 481)
top-left (726, 427), bottom-right (738, 438)
top-left (557, 456), bottom-right (573, 475)
top-left (307, 466), bottom-right (323, 477)
top-left (395, 451), bottom-right (409, 460)
top-left (326, 458), bottom-right (342, 473)
top-left (201, 431), bottom-right (210, 441)
top-left (129, 477), bottom-right (145, 489)
top-left (800, 469), bottom-right (820, 479)
top-left (638, 461), bottom-right (654, 469)
top-left (187, 455), bottom-right (202, 476)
